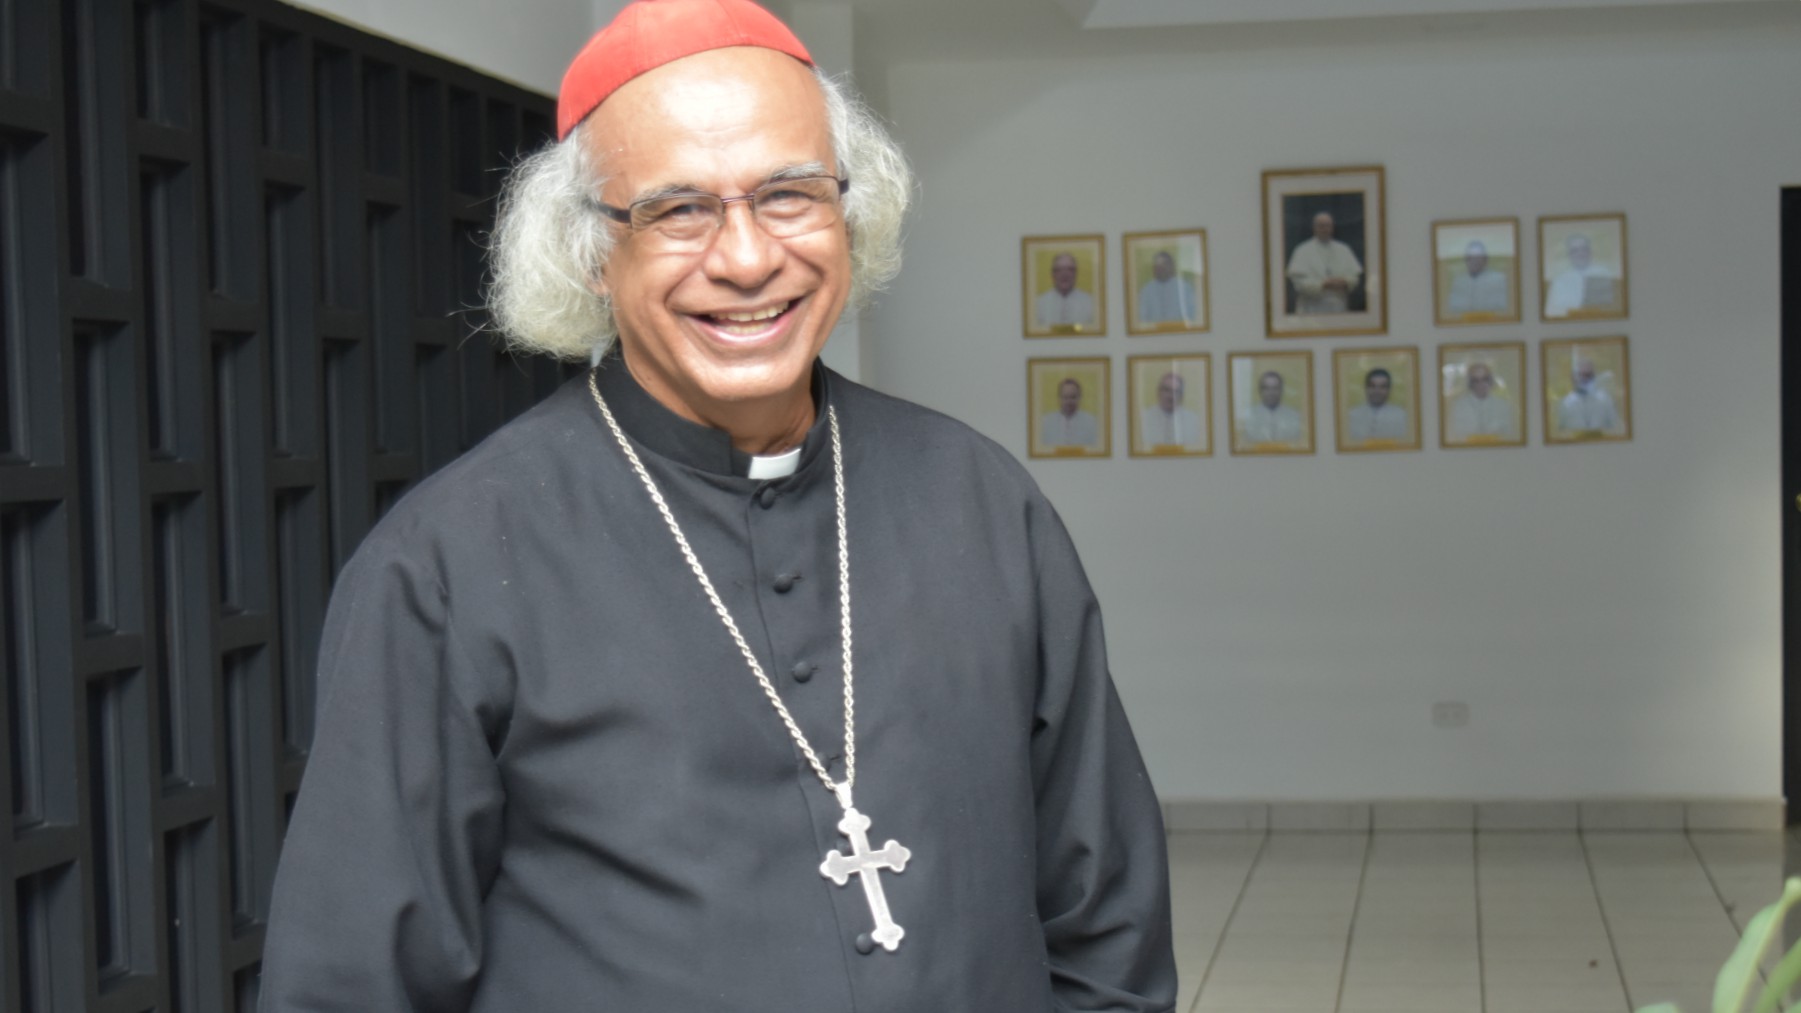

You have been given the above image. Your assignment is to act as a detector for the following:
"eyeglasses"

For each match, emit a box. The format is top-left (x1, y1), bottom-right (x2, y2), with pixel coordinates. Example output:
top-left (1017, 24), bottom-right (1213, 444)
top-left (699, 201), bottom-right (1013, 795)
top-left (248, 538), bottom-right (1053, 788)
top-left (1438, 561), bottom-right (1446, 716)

top-left (597, 176), bottom-right (850, 250)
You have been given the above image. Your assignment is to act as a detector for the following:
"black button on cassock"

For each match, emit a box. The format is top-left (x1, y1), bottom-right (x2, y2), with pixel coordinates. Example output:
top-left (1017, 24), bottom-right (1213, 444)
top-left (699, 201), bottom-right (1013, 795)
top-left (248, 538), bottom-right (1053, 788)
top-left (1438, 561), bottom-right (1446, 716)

top-left (772, 573), bottom-right (797, 593)
top-left (757, 486), bottom-right (778, 509)
top-left (791, 662), bottom-right (816, 683)
top-left (854, 933), bottom-right (875, 955)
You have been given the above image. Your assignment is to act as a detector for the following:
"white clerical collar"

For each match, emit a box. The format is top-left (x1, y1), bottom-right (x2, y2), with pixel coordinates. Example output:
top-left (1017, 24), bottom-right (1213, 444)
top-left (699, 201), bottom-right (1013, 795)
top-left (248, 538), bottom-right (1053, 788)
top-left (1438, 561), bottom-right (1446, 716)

top-left (746, 447), bottom-right (801, 480)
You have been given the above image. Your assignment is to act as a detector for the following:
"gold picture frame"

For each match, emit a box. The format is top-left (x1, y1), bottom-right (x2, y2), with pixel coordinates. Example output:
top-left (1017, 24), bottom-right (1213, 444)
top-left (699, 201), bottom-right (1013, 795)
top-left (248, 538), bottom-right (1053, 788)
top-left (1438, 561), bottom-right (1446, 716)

top-left (1227, 351), bottom-right (1315, 456)
top-left (1127, 354), bottom-right (1211, 458)
top-left (1122, 229), bottom-right (1209, 336)
top-left (1542, 336), bottom-right (1632, 444)
top-left (1438, 342), bottom-right (1528, 449)
top-left (1022, 234), bottom-right (1107, 337)
top-left (1432, 217), bottom-right (1522, 326)
top-left (1332, 346), bottom-right (1421, 454)
top-left (1027, 356), bottom-right (1111, 458)
top-left (1262, 165), bottom-right (1387, 338)
top-left (1538, 213), bottom-right (1629, 322)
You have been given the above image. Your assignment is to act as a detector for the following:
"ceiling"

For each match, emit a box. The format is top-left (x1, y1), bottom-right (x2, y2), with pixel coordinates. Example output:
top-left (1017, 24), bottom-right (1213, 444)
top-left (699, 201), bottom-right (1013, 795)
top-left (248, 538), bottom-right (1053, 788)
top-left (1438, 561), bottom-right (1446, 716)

top-left (809, 0), bottom-right (1795, 83)
top-left (1051, 0), bottom-right (1749, 28)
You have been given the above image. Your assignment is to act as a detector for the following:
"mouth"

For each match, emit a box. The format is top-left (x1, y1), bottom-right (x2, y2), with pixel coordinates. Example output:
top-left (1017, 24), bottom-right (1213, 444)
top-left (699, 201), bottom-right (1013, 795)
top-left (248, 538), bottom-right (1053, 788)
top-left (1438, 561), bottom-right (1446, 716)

top-left (693, 300), bottom-right (796, 340)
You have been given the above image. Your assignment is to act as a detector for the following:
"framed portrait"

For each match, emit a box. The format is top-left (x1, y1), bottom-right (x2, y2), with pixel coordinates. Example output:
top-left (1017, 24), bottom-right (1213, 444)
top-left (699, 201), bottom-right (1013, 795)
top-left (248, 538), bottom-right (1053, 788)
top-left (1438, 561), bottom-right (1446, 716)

top-left (1123, 230), bottom-right (1209, 335)
top-left (1332, 346), bottom-right (1421, 453)
top-left (1227, 351), bottom-right (1314, 456)
top-left (1539, 213), bottom-right (1628, 322)
top-left (1439, 342), bottom-right (1527, 449)
top-left (1022, 234), bottom-right (1106, 337)
top-left (1541, 336), bottom-right (1631, 444)
top-left (1432, 217), bottom-right (1521, 326)
top-left (1127, 354), bottom-right (1211, 458)
top-left (1262, 165), bottom-right (1386, 338)
top-left (1027, 357), bottom-right (1111, 458)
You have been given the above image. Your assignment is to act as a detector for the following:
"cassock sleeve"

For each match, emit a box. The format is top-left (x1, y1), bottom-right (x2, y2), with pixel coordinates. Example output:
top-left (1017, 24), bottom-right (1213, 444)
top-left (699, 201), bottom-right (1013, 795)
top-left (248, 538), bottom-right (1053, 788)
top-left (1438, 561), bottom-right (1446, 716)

top-left (260, 531), bottom-right (507, 1012)
top-left (1341, 247), bottom-right (1364, 289)
top-left (1028, 502), bottom-right (1179, 1013)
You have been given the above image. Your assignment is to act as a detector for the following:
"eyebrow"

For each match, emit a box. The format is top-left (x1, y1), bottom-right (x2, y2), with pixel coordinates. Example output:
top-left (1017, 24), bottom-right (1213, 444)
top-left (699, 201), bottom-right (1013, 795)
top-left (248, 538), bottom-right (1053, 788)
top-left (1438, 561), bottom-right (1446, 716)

top-left (627, 162), bottom-right (833, 205)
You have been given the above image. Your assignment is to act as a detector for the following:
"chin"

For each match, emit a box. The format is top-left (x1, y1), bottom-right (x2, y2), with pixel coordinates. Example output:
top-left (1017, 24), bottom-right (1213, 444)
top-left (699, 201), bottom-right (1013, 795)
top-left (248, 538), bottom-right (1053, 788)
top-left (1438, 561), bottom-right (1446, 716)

top-left (688, 355), bottom-right (816, 405)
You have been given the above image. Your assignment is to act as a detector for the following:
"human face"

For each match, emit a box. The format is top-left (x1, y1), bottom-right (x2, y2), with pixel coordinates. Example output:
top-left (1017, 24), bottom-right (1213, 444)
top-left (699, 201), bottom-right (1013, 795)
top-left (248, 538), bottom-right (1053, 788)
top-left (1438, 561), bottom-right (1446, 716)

top-left (1051, 254), bottom-right (1078, 295)
top-left (1567, 236), bottom-right (1592, 270)
top-left (1152, 252), bottom-right (1175, 282)
top-left (1312, 213), bottom-right (1334, 243)
top-left (1465, 248), bottom-right (1488, 277)
top-left (1058, 380), bottom-right (1082, 416)
top-left (1467, 365), bottom-right (1493, 399)
top-left (1156, 373), bottom-right (1182, 412)
top-left (1259, 372), bottom-right (1284, 409)
top-left (1365, 373), bottom-right (1391, 409)
top-left (584, 48), bottom-right (849, 432)
top-left (1573, 358), bottom-right (1596, 388)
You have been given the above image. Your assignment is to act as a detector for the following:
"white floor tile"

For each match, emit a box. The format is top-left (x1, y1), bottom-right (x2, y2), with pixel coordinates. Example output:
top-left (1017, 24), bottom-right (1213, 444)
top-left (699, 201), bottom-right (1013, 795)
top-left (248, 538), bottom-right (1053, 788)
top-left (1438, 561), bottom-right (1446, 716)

top-left (1163, 827), bottom-right (1785, 1012)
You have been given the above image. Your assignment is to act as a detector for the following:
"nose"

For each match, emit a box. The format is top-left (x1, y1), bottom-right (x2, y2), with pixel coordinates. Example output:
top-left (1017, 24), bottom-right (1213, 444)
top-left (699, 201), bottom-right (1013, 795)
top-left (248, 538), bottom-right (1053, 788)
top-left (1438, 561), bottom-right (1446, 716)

top-left (702, 201), bottom-right (786, 290)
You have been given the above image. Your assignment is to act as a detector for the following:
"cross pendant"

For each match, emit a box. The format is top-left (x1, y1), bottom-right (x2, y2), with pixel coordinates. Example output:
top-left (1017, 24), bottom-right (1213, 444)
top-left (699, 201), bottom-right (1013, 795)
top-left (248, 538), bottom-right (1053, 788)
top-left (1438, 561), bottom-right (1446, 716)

top-left (819, 807), bottom-right (911, 952)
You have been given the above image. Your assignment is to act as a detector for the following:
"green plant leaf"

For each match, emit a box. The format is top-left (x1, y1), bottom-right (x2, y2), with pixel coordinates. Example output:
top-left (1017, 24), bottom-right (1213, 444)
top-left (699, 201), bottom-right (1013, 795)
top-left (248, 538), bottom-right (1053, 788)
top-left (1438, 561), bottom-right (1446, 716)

top-left (1717, 878), bottom-right (1801, 1013)
top-left (1752, 931), bottom-right (1801, 1013)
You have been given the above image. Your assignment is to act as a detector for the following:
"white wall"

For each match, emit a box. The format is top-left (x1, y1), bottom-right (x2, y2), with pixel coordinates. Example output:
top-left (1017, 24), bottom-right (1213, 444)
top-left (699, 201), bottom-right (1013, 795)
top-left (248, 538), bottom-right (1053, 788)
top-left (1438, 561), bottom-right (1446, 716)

top-left (866, 11), bottom-right (1801, 800)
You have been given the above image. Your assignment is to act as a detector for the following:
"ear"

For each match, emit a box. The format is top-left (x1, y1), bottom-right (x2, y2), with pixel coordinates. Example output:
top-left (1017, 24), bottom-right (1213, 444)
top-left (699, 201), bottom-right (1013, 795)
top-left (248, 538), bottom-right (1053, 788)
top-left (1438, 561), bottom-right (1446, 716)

top-left (589, 263), bottom-right (612, 300)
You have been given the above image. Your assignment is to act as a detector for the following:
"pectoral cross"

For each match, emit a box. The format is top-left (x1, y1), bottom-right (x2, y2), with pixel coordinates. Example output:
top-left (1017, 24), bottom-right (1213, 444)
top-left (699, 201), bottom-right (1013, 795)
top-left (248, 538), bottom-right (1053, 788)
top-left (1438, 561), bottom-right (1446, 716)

top-left (820, 806), bottom-right (910, 952)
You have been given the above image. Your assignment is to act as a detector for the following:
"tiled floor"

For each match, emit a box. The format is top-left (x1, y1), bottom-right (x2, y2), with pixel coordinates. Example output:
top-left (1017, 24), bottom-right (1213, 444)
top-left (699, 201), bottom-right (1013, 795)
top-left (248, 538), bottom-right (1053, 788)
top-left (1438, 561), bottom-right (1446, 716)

top-left (1169, 829), bottom-right (1801, 1012)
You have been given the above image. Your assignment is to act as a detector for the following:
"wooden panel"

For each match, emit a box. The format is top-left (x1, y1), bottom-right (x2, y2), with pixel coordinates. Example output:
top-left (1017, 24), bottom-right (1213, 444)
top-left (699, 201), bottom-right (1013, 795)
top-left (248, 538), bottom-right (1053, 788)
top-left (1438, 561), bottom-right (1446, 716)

top-left (0, 0), bottom-right (564, 1006)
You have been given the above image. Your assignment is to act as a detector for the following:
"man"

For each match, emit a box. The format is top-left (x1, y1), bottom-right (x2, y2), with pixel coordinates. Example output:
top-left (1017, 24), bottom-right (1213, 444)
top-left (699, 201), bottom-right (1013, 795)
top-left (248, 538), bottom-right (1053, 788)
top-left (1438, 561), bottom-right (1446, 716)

top-left (1242, 369), bottom-right (1304, 445)
top-left (1138, 371), bottom-right (1202, 449)
top-left (1042, 376), bottom-right (1101, 448)
top-left (1445, 239), bottom-right (1509, 316)
top-left (259, 2), bottom-right (1174, 1011)
top-left (1447, 362), bottom-right (1518, 442)
top-left (1558, 356), bottom-right (1621, 433)
top-left (1544, 233), bottom-right (1616, 318)
top-left (1034, 252), bottom-right (1097, 328)
top-left (1345, 368), bottom-right (1410, 444)
top-left (1286, 210), bottom-right (1362, 314)
top-left (1137, 250), bottom-right (1196, 324)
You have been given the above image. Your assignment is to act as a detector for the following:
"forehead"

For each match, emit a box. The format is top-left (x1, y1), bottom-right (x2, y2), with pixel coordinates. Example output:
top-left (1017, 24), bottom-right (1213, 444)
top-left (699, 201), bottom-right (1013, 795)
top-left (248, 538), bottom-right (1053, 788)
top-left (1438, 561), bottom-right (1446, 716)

top-left (582, 47), bottom-right (831, 195)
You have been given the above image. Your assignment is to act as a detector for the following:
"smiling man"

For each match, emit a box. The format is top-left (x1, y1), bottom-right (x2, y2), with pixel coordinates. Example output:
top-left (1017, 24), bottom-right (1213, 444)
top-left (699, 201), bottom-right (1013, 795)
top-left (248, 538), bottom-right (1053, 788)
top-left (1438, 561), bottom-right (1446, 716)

top-left (257, 2), bottom-right (1174, 1011)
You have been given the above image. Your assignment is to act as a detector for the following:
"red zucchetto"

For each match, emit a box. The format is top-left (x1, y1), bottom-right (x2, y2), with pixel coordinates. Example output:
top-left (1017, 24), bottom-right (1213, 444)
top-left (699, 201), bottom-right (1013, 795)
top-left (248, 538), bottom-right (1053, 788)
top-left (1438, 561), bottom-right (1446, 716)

top-left (556, 0), bottom-right (814, 140)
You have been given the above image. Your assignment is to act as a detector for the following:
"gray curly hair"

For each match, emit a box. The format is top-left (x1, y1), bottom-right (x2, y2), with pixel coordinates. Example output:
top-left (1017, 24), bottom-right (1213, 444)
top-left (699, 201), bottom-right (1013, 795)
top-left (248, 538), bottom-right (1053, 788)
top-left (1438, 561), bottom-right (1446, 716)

top-left (487, 70), bottom-right (912, 362)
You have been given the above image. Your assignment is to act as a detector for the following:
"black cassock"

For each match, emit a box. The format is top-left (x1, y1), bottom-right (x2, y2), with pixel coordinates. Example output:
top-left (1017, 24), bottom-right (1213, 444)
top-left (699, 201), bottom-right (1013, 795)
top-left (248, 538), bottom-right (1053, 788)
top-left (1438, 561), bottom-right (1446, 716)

top-left (261, 356), bottom-right (1176, 1012)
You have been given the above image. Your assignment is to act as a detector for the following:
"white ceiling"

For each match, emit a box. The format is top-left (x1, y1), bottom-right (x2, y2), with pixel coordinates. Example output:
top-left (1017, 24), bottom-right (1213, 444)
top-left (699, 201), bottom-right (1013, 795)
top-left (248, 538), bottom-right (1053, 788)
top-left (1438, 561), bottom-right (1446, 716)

top-left (1052, 0), bottom-right (1751, 28)
top-left (291, 0), bottom-right (1798, 99)
top-left (827, 0), bottom-right (1796, 81)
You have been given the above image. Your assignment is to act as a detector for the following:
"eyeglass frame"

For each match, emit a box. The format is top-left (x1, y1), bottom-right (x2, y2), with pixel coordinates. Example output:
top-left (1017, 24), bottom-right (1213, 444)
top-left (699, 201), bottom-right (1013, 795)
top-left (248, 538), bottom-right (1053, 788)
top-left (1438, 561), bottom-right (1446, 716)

top-left (594, 175), bottom-right (851, 239)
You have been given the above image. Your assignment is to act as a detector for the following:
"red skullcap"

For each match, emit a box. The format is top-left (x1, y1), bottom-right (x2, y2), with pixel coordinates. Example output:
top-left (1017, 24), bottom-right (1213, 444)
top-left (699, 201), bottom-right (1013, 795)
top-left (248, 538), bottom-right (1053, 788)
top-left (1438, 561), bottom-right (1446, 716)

top-left (557, 0), bottom-right (814, 140)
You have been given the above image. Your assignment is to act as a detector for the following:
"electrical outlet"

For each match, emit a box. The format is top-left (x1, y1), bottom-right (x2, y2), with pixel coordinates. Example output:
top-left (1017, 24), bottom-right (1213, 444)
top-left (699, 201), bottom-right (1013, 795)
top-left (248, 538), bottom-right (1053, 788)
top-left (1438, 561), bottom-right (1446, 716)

top-left (1431, 701), bottom-right (1470, 729)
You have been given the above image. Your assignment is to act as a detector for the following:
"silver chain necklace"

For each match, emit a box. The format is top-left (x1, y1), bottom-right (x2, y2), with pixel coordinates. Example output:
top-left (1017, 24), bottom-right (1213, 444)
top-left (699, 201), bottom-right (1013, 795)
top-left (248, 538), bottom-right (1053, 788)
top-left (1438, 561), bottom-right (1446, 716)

top-left (586, 371), bottom-right (911, 953)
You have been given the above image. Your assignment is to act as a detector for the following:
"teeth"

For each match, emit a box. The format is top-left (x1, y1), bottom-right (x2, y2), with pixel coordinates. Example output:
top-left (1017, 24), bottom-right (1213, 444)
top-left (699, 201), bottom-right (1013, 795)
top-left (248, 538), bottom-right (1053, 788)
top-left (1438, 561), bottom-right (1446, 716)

top-left (714, 302), bottom-right (789, 323)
